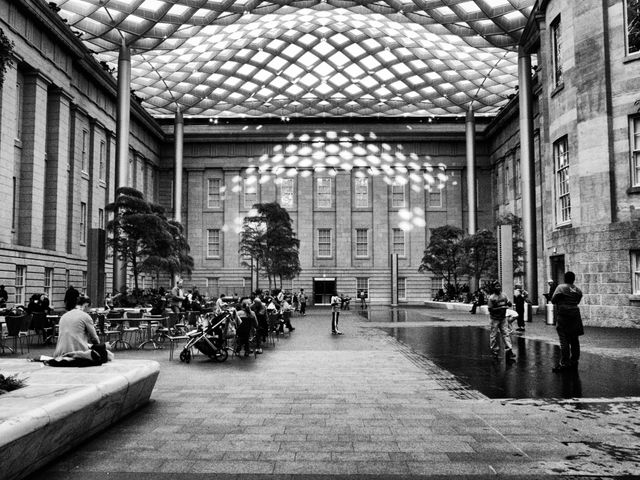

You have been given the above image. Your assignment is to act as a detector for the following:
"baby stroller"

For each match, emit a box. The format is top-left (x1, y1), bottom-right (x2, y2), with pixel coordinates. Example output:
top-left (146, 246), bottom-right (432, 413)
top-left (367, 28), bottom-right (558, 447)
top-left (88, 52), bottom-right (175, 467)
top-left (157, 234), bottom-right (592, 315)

top-left (179, 310), bottom-right (231, 363)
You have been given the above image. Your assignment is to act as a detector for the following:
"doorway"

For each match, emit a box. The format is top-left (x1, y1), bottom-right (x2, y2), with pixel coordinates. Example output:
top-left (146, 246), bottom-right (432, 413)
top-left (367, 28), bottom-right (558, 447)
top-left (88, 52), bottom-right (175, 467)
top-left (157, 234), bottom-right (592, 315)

top-left (313, 278), bottom-right (336, 305)
top-left (550, 255), bottom-right (565, 285)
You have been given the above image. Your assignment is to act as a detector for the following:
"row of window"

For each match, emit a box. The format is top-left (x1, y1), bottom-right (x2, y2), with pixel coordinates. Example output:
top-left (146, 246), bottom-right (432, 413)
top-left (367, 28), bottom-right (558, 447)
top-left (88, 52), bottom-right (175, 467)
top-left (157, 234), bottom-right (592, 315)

top-left (550, 3), bottom-right (640, 87)
top-left (11, 267), bottom-right (85, 306)
top-left (205, 176), bottom-right (443, 210)
top-left (206, 227), bottom-right (407, 259)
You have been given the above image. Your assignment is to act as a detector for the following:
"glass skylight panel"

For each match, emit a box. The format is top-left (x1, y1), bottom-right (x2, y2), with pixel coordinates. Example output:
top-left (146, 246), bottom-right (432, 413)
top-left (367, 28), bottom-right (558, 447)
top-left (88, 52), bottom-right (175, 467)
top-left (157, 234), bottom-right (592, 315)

top-left (344, 43), bottom-right (367, 59)
top-left (458, 1), bottom-right (482, 14)
top-left (359, 76), bottom-right (378, 89)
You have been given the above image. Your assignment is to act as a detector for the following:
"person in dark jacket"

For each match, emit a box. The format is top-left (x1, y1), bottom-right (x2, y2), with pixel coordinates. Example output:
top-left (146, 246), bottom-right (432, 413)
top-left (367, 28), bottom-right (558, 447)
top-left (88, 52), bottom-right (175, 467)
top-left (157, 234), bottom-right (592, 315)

top-left (551, 271), bottom-right (583, 372)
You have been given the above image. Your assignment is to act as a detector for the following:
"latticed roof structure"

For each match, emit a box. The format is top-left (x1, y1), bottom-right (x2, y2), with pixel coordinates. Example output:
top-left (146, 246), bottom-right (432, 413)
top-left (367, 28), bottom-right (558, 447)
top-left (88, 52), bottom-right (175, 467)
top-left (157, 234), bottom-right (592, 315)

top-left (54, 0), bottom-right (535, 119)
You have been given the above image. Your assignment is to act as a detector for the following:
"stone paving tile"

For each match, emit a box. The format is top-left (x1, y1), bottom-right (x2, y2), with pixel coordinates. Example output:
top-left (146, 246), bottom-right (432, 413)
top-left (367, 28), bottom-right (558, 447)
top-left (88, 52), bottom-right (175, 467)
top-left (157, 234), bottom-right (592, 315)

top-left (190, 460), bottom-right (275, 474)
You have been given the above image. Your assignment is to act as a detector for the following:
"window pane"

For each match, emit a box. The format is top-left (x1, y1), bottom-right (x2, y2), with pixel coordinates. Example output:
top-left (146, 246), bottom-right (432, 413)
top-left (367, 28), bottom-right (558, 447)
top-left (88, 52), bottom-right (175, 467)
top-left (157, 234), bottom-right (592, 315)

top-left (355, 177), bottom-right (368, 208)
top-left (628, 0), bottom-right (640, 54)
top-left (398, 277), bottom-right (406, 300)
top-left (244, 177), bottom-right (257, 209)
top-left (391, 184), bottom-right (405, 208)
top-left (318, 228), bottom-right (331, 257)
top-left (207, 229), bottom-right (221, 257)
top-left (355, 228), bottom-right (368, 257)
top-left (392, 228), bottom-right (405, 256)
top-left (317, 178), bottom-right (332, 208)
top-left (208, 178), bottom-right (221, 208)
top-left (281, 178), bottom-right (294, 207)
top-left (552, 19), bottom-right (563, 85)
top-left (554, 137), bottom-right (571, 224)
top-left (429, 189), bottom-right (442, 208)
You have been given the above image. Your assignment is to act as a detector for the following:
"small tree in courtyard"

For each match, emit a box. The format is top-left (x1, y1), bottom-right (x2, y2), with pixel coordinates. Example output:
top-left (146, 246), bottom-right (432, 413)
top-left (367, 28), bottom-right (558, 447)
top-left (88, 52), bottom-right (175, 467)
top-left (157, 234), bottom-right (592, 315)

top-left (460, 229), bottom-right (498, 287)
top-left (419, 225), bottom-right (465, 298)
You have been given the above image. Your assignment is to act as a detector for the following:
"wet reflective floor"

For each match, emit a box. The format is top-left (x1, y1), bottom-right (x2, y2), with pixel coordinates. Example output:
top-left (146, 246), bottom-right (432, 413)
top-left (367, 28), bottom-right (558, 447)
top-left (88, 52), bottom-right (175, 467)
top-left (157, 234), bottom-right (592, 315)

top-left (375, 322), bottom-right (640, 399)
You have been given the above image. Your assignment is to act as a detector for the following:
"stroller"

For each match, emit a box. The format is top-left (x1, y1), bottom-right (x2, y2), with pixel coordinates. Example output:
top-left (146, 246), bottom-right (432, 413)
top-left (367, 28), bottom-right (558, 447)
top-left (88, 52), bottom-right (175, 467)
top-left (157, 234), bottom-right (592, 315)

top-left (179, 310), bottom-right (232, 363)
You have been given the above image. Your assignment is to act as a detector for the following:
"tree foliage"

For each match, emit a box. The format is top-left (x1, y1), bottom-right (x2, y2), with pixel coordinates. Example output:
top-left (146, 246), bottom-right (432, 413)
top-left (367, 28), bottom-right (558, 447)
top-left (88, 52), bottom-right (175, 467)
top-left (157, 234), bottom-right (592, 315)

top-left (419, 225), bottom-right (466, 290)
top-left (460, 229), bottom-right (498, 285)
top-left (106, 187), bottom-right (193, 295)
top-left (0, 28), bottom-right (14, 88)
top-left (239, 202), bottom-right (300, 291)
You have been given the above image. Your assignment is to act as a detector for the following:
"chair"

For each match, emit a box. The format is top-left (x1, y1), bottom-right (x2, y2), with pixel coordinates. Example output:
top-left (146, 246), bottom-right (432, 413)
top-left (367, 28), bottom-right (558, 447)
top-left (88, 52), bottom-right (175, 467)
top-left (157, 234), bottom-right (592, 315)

top-left (164, 314), bottom-right (190, 360)
top-left (105, 311), bottom-right (129, 350)
top-left (139, 314), bottom-right (167, 349)
top-left (5, 314), bottom-right (31, 354)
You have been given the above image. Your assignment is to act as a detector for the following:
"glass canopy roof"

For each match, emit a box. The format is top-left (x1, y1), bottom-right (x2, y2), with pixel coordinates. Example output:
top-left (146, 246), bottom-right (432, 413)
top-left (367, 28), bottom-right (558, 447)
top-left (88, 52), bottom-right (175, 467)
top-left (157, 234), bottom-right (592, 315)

top-left (53, 0), bottom-right (535, 119)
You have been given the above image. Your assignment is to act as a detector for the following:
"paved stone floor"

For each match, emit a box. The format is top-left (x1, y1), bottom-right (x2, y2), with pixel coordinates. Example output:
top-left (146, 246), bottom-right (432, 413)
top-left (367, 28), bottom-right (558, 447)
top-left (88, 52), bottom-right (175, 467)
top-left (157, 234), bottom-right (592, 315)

top-left (16, 307), bottom-right (640, 479)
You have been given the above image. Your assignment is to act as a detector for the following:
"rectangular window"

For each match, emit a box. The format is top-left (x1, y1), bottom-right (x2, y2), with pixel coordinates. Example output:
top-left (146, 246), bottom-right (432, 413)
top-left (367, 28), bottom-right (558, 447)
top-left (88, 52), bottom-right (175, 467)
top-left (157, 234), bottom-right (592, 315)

top-left (317, 228), bottom-right (332, 258)
top-left (99, 140), bottom-right (106, 180)
top-left (514, 156), bottom-right (521, 198)
top-left (632, 251), bottom-right (640, 294)
top-left (244, 177), bottom-right (257, 209)
top-left (317, 178), bottom-right (332, 208)
top-left (65, 269), bottom-right (70, 288)
top-left (504, 159), bottom-right (510, 203)
top-left (15, 266), bottom-right (26, 306)
top-left (356, 277), bottom-right (369, 298)
top-left (428, 189), bottom-right (442, 208)
top-left (44, 267), bottom-right (53, 298)
top-left (128, 157), bottom-right (134, 186)
top-left (392, 228), bottom-right (405, 256)
top-left (391, 183), bottom-right (405, 208)
top-left (354, 177), bottom-right (369, 208)
top-left (208, 178), bottom-right (222, 208)
top-left (80, 202), bottom-right (87, 244)
top-left (12, 177), bottom-right (17, 231)
top-left (207, 229), bottom-right (221, 258)
top-left (631, 117), bottom-right (640, 187)
top-left (627, 0), bottom-right (640, 55)
top-left (280, 178), bottom-right (294, 208)
top-left (551, 17), bottom-right (563, 87)
top-left (554, 137), bottom-right (571, 225)
top-left (82, 271), bottom-right (87, 294)
top-left (81, 130), bottom-right (88, 172)
top-left (98, 208), bottom-right (104, 230)
top-left (398, 277), bottom-right (406, 300)
top-left (355, 228), bottom-right (369, 258)
top-left (15, 72), bottom-right (23, 140)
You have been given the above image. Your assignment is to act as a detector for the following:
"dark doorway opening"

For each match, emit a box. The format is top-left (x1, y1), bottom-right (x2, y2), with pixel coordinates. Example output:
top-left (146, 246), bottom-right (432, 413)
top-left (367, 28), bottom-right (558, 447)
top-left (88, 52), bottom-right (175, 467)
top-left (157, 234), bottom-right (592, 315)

top-left (313, 278), bottom-right (336, 305)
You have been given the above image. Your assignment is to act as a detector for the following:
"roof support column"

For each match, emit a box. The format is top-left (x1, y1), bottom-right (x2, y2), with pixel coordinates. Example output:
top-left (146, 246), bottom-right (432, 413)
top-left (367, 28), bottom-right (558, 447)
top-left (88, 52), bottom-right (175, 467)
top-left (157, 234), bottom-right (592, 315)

top-left (465, 103), bottom-right (476, 235)
top-left (518, 47), bottom-right (538, 304)
top-left (114, 40), bottom-right (130, 294)
top-left (172, 108), bottom-right (184, 285)
top-left (173, 108), bottom-right (184, 224)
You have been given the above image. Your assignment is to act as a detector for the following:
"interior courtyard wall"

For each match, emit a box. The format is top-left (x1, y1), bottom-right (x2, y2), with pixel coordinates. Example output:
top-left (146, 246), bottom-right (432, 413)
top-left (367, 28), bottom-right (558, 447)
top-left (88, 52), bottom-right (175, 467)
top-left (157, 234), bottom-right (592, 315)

top-left (532, 0), bottom-right (640, 326)
top-left (0, 0), bottom-right (163, 309)
top-left (159, 122), bottom-right (493, 303)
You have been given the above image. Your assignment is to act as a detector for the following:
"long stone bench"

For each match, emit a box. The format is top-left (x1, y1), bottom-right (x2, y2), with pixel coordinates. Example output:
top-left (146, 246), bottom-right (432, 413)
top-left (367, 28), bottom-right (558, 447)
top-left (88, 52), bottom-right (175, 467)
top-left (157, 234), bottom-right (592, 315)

top-left (0, 358), bottom-right (160, 480)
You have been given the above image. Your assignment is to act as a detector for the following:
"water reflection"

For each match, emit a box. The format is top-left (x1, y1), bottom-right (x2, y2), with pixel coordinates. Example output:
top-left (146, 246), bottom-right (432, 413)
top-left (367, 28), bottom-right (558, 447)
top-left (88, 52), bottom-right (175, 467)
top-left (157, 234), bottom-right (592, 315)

top-left (383, 326), bottom-right (640, 399)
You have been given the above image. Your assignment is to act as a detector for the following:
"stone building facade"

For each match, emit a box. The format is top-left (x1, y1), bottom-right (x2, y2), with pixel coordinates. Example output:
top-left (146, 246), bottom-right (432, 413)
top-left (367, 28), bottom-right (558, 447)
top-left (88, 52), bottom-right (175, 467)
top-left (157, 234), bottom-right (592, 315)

top-left (0, 0), bottom-right (162, 308)
top-left (1, 0), bottom-right (640, 325)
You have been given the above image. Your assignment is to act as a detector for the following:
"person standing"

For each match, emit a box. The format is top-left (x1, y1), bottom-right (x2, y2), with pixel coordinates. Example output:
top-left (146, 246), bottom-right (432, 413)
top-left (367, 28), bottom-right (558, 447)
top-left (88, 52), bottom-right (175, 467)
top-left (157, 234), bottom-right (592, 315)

top-left (0, 284), bottom-right (8, 308)
top-left (53, 296), bottom-right (100, 357)
top-left (551, 271), bottom-right (584, 372)
top-left (358, 289), bottom-right (367, 309)
top-left (170, 279), bottom-right (185, 314)
top-left (330, 292), bottom-right (343, 335)
top-left (298, 289), bottom-right (307, 316)
top-left (64, 285), bottom-right (80, 311)
top-left (487, 282), bottom-right (516, 361)
top-left (513, 286), bottom-right (528, 332)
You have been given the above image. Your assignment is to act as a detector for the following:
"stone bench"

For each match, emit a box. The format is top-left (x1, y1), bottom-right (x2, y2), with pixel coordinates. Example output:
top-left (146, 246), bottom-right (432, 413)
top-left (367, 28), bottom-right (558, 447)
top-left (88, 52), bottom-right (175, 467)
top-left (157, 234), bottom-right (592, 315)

top-left (0, 359), bottom-right (160, 480)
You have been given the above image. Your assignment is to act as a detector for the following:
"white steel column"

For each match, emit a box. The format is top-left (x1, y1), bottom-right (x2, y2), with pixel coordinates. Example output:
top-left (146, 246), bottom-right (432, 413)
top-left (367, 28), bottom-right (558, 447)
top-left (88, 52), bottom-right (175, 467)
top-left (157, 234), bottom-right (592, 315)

top-left (518, 47), bottom-right (538, 303)
top-left (114, 39), bottom-right (130, 293)
top-left (465, 103), bottom-right (477, 235)
top-left (173, 107), bottom-right (184, 223)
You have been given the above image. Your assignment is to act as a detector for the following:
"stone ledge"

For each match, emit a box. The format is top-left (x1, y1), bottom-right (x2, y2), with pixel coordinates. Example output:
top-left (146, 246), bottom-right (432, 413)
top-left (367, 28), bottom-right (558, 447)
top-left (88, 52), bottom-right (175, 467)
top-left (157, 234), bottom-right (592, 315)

top-left (0, 359), bottom-right (160, 480)
top-left (423, 301), bottom-right (540, 316)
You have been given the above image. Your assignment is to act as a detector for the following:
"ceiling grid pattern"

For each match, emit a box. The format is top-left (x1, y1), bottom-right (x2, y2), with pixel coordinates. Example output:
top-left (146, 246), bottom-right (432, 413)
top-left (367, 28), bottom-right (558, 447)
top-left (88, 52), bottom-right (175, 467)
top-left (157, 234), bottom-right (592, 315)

top-left (52, 0), bottom-right (535, 119)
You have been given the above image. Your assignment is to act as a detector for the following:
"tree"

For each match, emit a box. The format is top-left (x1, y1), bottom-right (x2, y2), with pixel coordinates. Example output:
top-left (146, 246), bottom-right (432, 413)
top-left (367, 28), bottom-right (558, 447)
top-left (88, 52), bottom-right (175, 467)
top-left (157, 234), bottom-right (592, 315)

top-left (141, 219), bottom-right (193, 282)
top-left (0, 28), bottom-right (14, 88)
top-left (460, 229), bottom-right (498, 287)
top-left (419, 225), bottom-right (465, 296)
top-left (239, 202), bottom-right (300, 291)
top-left (106, 187), bottom-right (192, 297)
